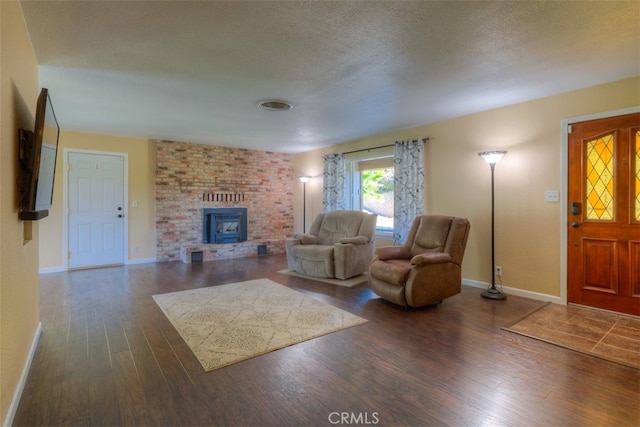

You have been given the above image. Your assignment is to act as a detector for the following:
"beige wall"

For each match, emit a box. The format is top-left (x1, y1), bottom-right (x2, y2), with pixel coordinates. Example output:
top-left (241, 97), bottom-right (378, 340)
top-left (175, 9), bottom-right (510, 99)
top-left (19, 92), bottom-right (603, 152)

top-left (0, 1), bottom-right (40, 423)
top-left (39, 131), bottom-right (157, 269)
top-left (2, 0), bottom-right (633, 422)
top-left (293, 76), bottom-right (640, 298)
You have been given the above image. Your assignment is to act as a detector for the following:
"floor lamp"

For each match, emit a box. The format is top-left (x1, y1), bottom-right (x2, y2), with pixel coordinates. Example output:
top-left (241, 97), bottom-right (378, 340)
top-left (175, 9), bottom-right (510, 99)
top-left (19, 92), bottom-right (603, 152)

top-left (299, 176), bottom-right (310, 233)
top-left (478, 150), bottom-right (507, 300)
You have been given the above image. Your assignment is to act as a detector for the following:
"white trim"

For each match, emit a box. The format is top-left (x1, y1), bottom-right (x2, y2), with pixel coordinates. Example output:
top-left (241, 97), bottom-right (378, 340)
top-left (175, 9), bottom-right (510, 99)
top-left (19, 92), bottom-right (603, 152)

top-left (39, 266), bottom-right (67, 274)
top-left (126, 257), bottom-right (157, 265)
top-left (374, 230), bottom-right (393, 240)
top-left (63, 148), bottom-right (129, 270)
top-left (463, 278), bottom-right (562, 304)
top-left (42, 257), bottom-right (156, 271)
top-left (3, 322), bottom-right (42, 427)
top-left (559, 106), bottom-right (640, 306)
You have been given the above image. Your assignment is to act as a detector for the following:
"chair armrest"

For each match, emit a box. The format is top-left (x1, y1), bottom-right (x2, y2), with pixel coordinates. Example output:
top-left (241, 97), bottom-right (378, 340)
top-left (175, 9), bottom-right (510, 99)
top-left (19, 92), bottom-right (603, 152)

top-left (375, 246), bottom-right (411, 260)
top-left (410, 253), bottom-right (452, 267)
top-left (338, 236), bottom-right (368, 245)
top-left (292, 234), bottom-right (318, 245)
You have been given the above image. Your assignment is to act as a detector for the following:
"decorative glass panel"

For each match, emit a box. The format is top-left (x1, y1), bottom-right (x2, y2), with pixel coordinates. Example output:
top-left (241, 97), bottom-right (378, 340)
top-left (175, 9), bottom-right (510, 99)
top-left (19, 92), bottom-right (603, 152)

top-left (636, 130), bottom-right (640, 221)
top-left (586, 134), bottom-right (614, 220)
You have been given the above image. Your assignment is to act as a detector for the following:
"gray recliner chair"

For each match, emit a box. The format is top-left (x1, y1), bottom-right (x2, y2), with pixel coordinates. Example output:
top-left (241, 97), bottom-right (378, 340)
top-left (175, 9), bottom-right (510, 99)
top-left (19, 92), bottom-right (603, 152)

top-left (286, 210), bottom-right (377, 280)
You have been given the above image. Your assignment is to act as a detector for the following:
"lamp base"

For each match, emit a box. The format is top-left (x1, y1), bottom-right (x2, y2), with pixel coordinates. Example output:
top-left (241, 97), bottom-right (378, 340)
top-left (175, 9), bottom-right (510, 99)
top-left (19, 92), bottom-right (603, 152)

top-left (481, 287), bottom-right (507, 300)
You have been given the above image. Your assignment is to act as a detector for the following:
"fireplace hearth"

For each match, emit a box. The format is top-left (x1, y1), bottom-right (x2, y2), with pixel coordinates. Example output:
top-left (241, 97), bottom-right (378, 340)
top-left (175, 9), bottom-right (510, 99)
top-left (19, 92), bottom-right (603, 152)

top-left (202, 208), bottom-right (248, 244)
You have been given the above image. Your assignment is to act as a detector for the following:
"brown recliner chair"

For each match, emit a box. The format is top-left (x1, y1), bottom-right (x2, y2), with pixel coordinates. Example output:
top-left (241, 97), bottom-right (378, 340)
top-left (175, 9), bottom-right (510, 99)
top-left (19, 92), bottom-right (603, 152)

top-left (369, 215), bottom-right (470, 308)
top-left (286, 210), bottom-right (377, 280)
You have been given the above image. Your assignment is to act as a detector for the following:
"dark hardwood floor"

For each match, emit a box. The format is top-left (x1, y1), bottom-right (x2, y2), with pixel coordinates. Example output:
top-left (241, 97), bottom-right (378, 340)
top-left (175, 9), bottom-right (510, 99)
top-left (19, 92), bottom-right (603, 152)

top-left (14, 255), bottom-right (640, 426)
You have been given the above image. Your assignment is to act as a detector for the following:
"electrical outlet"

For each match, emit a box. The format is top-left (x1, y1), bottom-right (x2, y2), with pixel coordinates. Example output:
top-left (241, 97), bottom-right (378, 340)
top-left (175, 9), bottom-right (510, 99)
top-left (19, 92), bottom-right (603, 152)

top-left (495, 266), bottom-right (503, 276)
top-left (132, 246), bottom-right (138, 254)
top-left (545, 190), bottom-right (560, 202)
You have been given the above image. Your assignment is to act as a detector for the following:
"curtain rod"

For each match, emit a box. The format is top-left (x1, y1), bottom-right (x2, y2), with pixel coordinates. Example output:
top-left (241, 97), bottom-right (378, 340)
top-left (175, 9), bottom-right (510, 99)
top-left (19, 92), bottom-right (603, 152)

top-left (341, 137), bottom-right (429, 156)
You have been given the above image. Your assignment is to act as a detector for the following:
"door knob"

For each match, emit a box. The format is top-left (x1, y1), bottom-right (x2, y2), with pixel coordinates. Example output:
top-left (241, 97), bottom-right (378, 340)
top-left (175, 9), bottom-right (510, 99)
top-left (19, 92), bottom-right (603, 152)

top-left (571, 222), bottom-right (580, 228)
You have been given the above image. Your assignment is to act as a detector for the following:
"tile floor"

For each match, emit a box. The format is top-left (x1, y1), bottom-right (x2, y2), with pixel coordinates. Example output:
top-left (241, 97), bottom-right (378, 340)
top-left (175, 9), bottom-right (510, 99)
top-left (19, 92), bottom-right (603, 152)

top-left (505, 303), bottom-right (640, 369)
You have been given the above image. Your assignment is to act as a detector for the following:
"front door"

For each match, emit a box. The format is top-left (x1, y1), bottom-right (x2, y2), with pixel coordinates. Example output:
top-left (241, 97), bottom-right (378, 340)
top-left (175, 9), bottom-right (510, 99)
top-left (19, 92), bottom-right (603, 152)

top-left (567, 113), bottom-right (640, 316)
top-left (68, 152), bottom-right (125, 269)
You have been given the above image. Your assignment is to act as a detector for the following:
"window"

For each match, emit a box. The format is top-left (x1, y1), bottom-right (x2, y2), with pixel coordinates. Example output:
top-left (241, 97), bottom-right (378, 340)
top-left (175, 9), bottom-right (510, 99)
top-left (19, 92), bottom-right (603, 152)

top-left (347, 155), bottom-right (394, 236)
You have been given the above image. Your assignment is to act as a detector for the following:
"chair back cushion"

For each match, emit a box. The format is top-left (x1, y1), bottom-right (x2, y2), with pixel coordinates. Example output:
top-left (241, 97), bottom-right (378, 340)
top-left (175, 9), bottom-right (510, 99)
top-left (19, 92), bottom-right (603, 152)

top-left (408, 215), bottom-right (453, 257)
top-left (443, 217), bottom-right (471, 265)
top-left (404, 215), bottom-right (470, 266)
top-left (316, 210), bottom-right (375, 246)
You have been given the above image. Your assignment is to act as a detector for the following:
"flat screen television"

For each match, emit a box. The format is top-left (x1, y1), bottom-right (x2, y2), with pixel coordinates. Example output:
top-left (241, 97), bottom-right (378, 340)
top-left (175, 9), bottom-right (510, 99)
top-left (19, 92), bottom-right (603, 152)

top-left (18, 88), bottom-right (60, 220)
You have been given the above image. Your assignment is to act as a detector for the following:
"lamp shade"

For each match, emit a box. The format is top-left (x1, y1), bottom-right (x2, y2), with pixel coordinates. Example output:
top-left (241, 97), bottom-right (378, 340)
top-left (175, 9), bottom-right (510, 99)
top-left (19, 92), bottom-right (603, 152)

top-left (478, 150), bottom-right (507, 165)
top-left (299, 176), bottom-right (311, 183)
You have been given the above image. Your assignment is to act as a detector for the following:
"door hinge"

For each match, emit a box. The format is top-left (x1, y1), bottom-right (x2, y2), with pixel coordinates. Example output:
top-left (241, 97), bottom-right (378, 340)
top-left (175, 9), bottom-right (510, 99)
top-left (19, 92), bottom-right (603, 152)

top-left (66, 163), bottom-right (71, 171)
top-left (567, 124), bottom-right (573, 134)
top-left (68, 251), bottom-right (72, 259)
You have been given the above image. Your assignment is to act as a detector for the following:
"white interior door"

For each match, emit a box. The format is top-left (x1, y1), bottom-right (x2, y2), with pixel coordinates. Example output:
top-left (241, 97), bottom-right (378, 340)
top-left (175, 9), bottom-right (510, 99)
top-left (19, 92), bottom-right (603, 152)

top-left (68, 152), bottom-right (125, 269)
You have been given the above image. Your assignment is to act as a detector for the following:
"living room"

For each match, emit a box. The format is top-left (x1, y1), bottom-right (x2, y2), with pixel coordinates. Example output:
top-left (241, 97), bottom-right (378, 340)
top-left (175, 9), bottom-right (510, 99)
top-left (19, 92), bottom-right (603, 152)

top-left (2, 1), bottom-right (639, 426)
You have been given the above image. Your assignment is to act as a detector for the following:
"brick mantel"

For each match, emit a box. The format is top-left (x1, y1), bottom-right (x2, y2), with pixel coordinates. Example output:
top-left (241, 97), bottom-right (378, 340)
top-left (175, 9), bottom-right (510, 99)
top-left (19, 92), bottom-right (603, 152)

top-left (155, 140), bottom-right (294, 262)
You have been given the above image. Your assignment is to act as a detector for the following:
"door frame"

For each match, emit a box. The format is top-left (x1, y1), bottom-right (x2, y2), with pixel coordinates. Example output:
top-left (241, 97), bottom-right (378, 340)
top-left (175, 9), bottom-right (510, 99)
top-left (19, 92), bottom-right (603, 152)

top-left (62, 148), bottom-right (129, 270)
top-left (560, 106), bottom-right (640, 306)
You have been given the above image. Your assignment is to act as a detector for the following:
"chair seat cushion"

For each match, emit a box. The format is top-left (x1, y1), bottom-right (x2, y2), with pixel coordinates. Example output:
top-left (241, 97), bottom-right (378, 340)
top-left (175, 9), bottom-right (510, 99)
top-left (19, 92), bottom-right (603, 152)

top-left (290, 245), bottom-right (335, 278)
top-left (370, 259), bottom-right (413, 286)
top-left (292, 245), bottom-right (334, 260)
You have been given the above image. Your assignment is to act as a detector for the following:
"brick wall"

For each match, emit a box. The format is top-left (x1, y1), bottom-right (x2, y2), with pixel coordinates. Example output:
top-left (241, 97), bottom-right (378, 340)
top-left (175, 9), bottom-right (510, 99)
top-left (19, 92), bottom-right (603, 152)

top-left (155, 140), bottom-right (294, 262)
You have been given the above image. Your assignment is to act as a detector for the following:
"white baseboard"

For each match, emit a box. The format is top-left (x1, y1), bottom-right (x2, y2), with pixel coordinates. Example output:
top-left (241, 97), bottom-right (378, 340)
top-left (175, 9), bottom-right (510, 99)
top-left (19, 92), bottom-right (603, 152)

top-left (40, 257), bottom-right (157, 274)
top-left (3, 322), bottom-right (42, 427)
top-left (39, 266), bottom-right (66, 274)
top-left (463, 278), bottom-right (563, 304)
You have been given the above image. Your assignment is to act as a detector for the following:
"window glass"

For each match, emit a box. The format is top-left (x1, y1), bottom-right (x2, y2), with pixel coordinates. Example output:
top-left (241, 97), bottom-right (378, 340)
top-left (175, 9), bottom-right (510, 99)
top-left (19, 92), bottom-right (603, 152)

top-left (585, 133), bottom-right (614, 220)
top-left (362, 166), bottom-right (394, 233)
top-left (635, 130), bottom-right (639, 221)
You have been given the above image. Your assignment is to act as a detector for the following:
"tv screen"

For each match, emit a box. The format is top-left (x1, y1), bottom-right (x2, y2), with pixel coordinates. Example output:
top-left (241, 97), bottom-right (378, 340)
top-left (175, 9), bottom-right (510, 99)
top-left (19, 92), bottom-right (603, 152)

top-left (19, 88), bottom-right (60, 220)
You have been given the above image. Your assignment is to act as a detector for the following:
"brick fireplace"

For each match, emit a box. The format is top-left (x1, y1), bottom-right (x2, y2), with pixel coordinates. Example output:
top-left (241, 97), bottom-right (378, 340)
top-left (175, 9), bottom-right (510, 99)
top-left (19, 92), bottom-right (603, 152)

top-left (155, 140), bottom-right (294, 262)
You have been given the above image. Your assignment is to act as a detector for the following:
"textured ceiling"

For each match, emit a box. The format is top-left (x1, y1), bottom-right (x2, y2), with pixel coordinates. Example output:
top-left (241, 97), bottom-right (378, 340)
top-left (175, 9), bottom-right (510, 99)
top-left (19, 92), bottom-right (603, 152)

top-left (20, 1), bottom-right (640, 153)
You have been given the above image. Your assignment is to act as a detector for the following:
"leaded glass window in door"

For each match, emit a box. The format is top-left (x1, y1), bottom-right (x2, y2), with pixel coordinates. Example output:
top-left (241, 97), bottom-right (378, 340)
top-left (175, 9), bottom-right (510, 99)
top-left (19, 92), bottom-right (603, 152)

top-left (635, 130), bottom-right (640, 221)
top-left (585, 133), bottom-right (615, 220)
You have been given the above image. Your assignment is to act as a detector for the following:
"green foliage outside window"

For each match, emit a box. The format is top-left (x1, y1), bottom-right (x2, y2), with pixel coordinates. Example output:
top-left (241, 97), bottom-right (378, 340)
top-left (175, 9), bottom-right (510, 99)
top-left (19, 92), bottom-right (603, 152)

top-left (362, 167), bottom-right (394, 231)
top-left (362, 168), bottom-right (394, 199)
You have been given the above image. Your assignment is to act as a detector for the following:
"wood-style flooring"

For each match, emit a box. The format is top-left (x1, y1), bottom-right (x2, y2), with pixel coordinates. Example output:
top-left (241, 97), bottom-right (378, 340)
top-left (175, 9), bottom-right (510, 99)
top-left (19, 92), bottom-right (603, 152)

top-left (14, 255), bottom-right (640, 426)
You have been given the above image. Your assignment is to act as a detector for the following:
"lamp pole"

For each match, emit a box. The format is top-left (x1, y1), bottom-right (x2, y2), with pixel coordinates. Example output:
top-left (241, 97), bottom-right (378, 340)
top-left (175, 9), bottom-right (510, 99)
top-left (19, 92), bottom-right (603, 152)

top-left (478, 151), bottom-right (507, 300)
top-left (299, 176), bottom-right (310, 233)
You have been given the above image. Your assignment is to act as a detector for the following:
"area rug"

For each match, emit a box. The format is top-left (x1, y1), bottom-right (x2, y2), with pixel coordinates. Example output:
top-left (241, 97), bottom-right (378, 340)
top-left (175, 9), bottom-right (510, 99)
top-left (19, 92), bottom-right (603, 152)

top-left (153, 278), bottom-right (367, 371)
top-left (503, 303), bottom-right (640, 369)
top-left (277, 269), bottom-right (368, 287)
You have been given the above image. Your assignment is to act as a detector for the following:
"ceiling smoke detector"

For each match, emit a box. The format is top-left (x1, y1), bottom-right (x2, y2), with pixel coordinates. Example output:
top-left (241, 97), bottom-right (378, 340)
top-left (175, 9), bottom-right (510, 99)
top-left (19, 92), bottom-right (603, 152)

top-left (257, 100), bottom-right (293, 111)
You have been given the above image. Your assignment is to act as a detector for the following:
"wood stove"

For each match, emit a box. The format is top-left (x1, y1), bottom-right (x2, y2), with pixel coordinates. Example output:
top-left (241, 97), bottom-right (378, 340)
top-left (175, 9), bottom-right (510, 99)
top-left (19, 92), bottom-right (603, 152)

top-left (202, 208), bottom-right (247, 244)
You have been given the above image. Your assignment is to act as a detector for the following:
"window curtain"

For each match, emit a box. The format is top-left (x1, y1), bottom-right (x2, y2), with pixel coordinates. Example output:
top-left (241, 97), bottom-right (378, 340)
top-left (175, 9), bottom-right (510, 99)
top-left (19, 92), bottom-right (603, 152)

top-left (393, 139), bottom-right (425, 245)
top-left (322, 153), bottom-right (346, 212)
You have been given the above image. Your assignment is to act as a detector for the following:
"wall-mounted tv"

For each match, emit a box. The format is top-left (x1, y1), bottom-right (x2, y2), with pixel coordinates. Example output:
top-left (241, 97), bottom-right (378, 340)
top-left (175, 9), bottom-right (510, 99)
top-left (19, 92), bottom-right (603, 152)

top-left (18, 88), bottom-right (60, 220)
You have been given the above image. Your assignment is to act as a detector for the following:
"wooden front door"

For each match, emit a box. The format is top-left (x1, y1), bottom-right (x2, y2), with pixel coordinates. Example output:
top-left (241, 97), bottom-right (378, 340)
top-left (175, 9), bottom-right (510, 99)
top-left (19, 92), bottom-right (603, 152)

top-left (568, 113), bottom-right (640, 316)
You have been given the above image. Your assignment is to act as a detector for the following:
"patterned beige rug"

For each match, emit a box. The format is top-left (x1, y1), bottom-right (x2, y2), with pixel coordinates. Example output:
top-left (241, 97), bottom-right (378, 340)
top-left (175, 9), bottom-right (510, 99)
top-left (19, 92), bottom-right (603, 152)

top-left (153, 278), bottom-right (367, 371)
top-left (277, 269), bottom-right (369, 287)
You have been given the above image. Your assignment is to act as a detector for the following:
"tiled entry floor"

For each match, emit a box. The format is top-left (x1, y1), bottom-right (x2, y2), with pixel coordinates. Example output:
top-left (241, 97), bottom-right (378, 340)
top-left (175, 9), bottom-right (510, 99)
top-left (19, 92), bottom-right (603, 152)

top-left (504, 303), bottom-right (640, 369)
